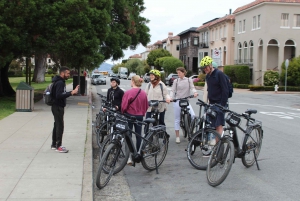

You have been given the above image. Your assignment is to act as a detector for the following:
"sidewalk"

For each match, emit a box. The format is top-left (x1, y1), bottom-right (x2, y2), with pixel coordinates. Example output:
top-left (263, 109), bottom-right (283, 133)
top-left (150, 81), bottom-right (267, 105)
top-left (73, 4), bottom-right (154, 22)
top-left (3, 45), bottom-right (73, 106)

top-left (0, 80), bottom-right (93, 201)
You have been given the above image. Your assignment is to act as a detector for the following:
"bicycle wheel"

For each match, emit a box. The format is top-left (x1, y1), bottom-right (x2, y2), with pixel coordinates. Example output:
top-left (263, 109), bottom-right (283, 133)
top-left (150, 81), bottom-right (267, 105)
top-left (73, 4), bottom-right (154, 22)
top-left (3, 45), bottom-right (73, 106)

top-left (96, 143), bottom-right (121, 189)
top-left (206, 138), bottom-right (234, 187)
top-left (187, 129), bottom-right (221, 170)
top-left (99, 134), bottom-right (129, 174)
top-left (94, 113), bottom-right (102, 135)
top-left (95, 123), bottom-right (108, 147)
top-left (242, 127), bottom-right (263, 167)
top-left (180, 114), bottom-right (187, 138)
top-left (141, 130), bottom-right (169, 171)
top-left (189, 117), bottom-right (201, 137)
top-left (184, 114), bottom-right (191, 138)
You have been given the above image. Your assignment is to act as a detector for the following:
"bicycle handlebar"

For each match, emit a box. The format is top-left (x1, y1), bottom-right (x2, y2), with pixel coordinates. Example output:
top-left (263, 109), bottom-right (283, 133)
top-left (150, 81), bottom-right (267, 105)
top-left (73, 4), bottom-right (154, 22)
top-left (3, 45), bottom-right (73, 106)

top-left (172, 95), bottom-right (194, 102)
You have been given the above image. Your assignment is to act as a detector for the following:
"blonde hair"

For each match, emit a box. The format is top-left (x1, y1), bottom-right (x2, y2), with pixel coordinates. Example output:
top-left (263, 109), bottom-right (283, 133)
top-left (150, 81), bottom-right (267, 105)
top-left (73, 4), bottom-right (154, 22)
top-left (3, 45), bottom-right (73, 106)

top-left (176, 67), bottom-right (187, 75)
top-left (131, 75), bottom-right (143, 87)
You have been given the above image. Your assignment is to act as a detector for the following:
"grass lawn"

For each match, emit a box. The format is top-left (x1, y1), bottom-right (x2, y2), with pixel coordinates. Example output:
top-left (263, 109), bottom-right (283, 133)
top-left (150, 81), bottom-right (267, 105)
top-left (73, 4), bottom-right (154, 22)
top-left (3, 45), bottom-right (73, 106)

top-left (0, 77), bottom-right (73, 120)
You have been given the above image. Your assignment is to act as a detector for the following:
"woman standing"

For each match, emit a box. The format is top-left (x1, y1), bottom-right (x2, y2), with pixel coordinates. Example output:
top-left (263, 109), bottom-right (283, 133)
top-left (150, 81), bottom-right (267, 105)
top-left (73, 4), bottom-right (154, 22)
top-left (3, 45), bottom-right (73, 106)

top-left (121, 75), bottom-right (148, 164)
top-left (170, 67), bottom-right (198, 144)
top-left (145, 69), bottom-right (171, 126)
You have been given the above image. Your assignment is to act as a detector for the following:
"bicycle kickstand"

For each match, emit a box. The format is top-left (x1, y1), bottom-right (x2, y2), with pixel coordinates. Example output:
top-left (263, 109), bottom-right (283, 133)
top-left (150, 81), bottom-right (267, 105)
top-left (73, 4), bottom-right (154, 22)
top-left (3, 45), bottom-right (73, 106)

top-left (155, 154), bottom-right (159, 174)
top-left (254, 150), bottom-right (260, 170)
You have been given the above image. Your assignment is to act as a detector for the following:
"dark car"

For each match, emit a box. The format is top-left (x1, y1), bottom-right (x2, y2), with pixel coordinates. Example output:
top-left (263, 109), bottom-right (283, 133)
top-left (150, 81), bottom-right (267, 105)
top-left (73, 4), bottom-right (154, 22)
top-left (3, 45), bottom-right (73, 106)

top-left (165, 73), bottom-right (178, 86)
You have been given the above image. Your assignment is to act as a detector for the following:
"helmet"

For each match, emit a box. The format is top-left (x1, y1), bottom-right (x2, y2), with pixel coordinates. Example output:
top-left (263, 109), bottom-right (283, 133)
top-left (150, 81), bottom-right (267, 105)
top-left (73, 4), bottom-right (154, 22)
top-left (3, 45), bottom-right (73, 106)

top-left (149, 69), bottom-right (161, 77)
top-left (200, 56), bottom-right (213, 67)
top-left (110, 77), bottom-right (120, 85)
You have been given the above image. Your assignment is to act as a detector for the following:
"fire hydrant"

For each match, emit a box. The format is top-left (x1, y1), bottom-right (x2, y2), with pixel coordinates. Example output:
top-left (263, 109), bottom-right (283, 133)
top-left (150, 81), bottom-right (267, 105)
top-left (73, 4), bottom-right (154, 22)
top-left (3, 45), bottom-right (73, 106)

top-left (274, 84), bottom-right (279, 93)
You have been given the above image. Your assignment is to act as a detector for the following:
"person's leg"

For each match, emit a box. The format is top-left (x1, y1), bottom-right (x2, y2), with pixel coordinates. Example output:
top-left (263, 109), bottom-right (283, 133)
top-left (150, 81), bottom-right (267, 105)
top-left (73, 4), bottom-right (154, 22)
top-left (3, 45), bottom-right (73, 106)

top-left (51, 106), bottom-right (57, 149)
top-left (158, 110), bottom-right (166, 126)
top-left (134, 116), bottom-right (143, 151)
top-left (173, 102), bottom-right (181, 143)
top-left (55, 106), bottom-right (64, 148)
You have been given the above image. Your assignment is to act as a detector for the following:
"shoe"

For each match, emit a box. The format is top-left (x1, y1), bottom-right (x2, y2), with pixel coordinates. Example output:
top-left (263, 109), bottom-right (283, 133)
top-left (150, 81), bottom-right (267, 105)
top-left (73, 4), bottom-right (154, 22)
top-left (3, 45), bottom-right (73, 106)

top-left (127, 156), bottom-right (133, 166)
top-left (176, 137), bottom-right (180, 144)
top-left (56, 146), bottom-right (69, 153)
top-left (209, 138), bottom-right (216, 146)
top-left (51, 145), bottom-right (56, 150)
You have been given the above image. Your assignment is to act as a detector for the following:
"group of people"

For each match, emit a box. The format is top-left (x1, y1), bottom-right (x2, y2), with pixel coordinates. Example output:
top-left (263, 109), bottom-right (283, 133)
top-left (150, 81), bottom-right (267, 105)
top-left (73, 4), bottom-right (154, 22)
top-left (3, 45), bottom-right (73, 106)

top-left (50, 56), bottom-right (230, 155)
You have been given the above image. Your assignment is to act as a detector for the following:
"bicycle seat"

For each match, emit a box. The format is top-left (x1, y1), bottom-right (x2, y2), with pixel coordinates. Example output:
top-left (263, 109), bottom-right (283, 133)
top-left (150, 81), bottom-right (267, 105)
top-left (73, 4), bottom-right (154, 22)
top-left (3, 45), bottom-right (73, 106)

top-left (245, 109), bottom-right (257, 115)
top-left (144, 118), bottom-right (156, 124)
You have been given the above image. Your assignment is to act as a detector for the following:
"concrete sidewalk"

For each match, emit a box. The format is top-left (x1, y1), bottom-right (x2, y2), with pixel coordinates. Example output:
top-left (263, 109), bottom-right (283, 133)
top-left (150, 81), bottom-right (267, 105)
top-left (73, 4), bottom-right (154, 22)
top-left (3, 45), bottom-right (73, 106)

top-left (0, 81), bottom-right (93, 201)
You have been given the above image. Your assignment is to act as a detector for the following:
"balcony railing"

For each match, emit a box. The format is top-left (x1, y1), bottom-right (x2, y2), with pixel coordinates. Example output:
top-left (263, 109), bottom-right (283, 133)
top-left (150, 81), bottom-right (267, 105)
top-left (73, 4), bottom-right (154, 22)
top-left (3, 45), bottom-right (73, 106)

top-left (234, 59), bottom-right (253, 65)
top-left (221, 37), bottom-right (227, 41)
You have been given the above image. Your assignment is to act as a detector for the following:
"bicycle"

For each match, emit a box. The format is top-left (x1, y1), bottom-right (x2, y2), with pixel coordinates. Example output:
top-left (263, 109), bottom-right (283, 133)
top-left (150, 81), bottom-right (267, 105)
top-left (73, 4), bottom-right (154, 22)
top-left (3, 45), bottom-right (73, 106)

top-left (186, 99), bottom-right (221, 170)
top-left (96, 108), bottom-right (169, 189)
top-left (144, 100), bottom-right (168, 133)
top-left (206, 104), bottom-right (263, 187)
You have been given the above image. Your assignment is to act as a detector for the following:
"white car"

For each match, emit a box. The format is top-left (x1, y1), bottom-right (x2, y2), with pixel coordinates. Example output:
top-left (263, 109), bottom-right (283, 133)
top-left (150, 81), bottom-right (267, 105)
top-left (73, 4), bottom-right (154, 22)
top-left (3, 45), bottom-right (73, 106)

top-left (91, 74), bottom-right (106, 85)
top-left (127, 73), bottom-right (136, 80)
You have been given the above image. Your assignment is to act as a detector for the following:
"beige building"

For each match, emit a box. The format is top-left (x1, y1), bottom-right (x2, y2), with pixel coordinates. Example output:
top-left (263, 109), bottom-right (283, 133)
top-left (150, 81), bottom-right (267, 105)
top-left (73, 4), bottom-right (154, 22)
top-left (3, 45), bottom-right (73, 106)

top-left (233, 0), bottom-right (300, 85)
top-left (162, 32), bottom-right (180, 58)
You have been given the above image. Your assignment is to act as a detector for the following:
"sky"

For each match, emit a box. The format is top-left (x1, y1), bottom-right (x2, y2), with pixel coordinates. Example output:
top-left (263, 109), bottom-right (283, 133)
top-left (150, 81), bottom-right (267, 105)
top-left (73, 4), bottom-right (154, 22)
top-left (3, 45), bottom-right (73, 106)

top-left (106, 0), bottom-right (253, 65)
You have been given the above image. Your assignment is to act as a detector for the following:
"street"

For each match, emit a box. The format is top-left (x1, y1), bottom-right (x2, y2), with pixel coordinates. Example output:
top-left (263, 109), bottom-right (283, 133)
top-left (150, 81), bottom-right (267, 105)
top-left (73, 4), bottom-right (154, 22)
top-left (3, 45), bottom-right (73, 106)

top-left (93, 77), bottom-right (300, 201)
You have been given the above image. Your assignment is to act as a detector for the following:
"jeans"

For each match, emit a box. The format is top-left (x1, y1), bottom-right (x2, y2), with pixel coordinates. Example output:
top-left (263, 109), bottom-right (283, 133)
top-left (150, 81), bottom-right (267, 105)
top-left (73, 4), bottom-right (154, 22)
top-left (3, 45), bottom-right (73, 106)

top-left (127, 114), bottom-right (144, 151)
top-left (51, 105), bottom-right (65, 148)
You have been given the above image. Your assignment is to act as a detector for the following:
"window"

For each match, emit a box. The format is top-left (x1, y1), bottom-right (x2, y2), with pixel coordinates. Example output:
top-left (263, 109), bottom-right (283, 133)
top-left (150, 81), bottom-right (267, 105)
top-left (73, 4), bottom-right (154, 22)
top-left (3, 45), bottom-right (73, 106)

top-left (215, 28), bottom-right (217, 40)
top-left (193, 37), bottom-right (199, 46)
top-left (253, 16), bottom-right (257, 29)
top-left (201, 33), bottom-right (204, 43)
top-left (188, 38), bottom-right (190, 47)
top-left (249, 41), bottom-right (254, 63)
top-left (258, 15), bottom-right (261, 28)
top-left (223, 25), bottom-right (226, 37)
top-left (238, 43), bottom-right (242, 63)
top-left (294, 14), bottom-right (300, 27)
top-left (183, 39), bottom-right (187, 48)
top-left (219, 27), bottom-right (222, 39)
top-left (243, 42), bottom-right (248, 63)
top-left (211, 30), bottom-right (214, 40)
top-left (281, 13), bottom-right (289, 27)
top-left (243, 19), bottom-right (246, 32)
top-left (205, 32), bottom-right (208, 46)
top-left (48, 59), bottom-right (51, 63)
top-left (176, 45), bottom-right (179, 51)
top-left (239, 21), bottom-right (242, 33)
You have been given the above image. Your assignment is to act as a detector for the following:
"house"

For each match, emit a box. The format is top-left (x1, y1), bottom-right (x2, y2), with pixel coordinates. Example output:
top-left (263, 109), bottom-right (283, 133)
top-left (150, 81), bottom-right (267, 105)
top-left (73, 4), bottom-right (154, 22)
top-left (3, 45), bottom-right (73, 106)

top-left (233, 0), bottom-right (300, 85)
top-left (128, 54), bottom-right (142, 61)
top-left (161, 32), bottom-right (180, 58)
top-left (177, 27), bottom-right (199, 73)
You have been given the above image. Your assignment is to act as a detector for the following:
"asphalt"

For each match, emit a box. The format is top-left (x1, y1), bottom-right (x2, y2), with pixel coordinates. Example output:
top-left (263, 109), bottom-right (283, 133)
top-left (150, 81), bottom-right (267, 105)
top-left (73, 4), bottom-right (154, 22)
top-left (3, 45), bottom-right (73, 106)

top-left (0, 79), bottom-right (93, 201)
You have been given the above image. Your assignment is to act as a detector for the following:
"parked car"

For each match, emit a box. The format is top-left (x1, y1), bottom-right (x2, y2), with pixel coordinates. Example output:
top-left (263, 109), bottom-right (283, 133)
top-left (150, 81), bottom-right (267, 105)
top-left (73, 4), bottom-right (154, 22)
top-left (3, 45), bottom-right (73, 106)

top-left (143, 73), bottom-right (150, 83)
top-left (127, 72), bottom-right (136, 80)
top-left (189, 75), bottom-right (199, 81)
top-left (110, 73), bottom-right (117, 77)
top-left (165, 73), bottom-right (178, 86)
top-left (91, 74), bottom-right (106, 85)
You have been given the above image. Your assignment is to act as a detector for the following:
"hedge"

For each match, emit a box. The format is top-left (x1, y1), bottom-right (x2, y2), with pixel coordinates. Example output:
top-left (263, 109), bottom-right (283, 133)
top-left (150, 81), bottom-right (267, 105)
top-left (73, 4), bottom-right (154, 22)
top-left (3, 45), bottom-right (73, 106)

top-left (194, 82), bottom-right (205, 86)
top-left (224, 65), bottom-right (250, 84)
top-left (249, 85), bottom-right (300, 91)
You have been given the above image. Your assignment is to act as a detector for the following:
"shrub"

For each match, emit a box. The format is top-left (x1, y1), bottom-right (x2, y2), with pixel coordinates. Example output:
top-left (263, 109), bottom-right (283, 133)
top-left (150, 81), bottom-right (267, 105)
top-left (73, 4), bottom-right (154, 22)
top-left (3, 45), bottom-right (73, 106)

top-left (264, 70), bottom-right (279, 86)
top-left (280, 56), bottom-right (300, 86)
top-left (194, 82), bottom-right (205, 86)
top-left (47, 69), bottom-right (53, 74)
top-left (224, 65), bottom-right (250, 84)
top-left (249, 85), bottom-right (265, 91)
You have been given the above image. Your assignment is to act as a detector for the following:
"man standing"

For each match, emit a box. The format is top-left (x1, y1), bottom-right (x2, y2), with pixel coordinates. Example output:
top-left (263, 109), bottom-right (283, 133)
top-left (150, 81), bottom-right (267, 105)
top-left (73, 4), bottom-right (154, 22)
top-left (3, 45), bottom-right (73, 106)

top-left (51, 66), bottom-right (79, 153)
top-left (200, 56), bottom-right (228, 135)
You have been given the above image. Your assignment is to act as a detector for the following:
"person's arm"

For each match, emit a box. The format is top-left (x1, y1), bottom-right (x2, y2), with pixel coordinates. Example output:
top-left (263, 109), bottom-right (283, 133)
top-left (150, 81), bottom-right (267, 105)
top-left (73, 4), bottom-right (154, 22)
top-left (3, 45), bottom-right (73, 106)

top-left (203, 81), bottom-right (208, 103)
top-left (189, 78), bottom-right (198, 97)
top-left (169, 79), bottom-right (177, 99)
top-left (162, 83), bottom-right (171, 102)
top-left (121, 92), bottom-right (129, 114)
top-left (145, 83), bottom-right (150, 95)
top-left (219, 72), bottom-right (229, 106)
top-left (55, 82), bottom-right (73, 99)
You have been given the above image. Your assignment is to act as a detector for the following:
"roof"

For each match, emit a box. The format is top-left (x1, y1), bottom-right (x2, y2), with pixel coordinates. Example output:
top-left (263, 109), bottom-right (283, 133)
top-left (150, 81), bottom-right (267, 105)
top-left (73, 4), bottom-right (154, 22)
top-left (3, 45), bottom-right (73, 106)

top-left (129, 54), bottom-right (141, 58)
top-left (177, 27), bottom-right (198, 36)
top-left (197, 15), bottom-right (234, 31)
top-left (233, 0), bottom-right (300, 14)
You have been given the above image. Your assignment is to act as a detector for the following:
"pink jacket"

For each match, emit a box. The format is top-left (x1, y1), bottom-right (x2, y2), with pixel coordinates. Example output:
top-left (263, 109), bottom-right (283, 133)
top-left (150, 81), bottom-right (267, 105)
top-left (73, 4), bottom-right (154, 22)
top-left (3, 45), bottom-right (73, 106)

top-left (121, 88), bottom-right (148, 116)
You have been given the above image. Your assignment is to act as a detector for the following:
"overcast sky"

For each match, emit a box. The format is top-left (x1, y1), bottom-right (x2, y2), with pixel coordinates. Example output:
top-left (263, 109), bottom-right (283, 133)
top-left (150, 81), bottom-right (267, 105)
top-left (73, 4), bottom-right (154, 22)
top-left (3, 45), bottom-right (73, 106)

top-left (106, 0), bottom-right (253, 65)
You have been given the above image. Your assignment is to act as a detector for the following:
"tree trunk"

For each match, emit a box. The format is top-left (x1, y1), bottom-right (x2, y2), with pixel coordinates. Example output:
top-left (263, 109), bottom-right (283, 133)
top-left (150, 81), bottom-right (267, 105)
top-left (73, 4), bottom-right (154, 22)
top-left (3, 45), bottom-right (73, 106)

top-left (32, 53), bottom-right (47, 83)
top-left (0, 62), bottom-right (16, 97)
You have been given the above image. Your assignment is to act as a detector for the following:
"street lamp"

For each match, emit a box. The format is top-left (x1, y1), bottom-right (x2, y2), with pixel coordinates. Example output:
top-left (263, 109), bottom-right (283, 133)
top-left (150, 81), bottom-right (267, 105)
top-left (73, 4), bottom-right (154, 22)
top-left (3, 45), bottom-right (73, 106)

top-left (285, 59), bottom-right (289, 92)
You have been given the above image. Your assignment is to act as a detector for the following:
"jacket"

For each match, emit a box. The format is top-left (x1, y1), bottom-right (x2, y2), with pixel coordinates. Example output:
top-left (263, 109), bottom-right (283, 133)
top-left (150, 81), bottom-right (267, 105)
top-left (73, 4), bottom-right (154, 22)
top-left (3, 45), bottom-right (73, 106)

top-left (106, 87), bottom-right (124, 111)
top-left (52, 75), bottom-right (72, 107)
top-left (145, 81), bottom-right (170, 112)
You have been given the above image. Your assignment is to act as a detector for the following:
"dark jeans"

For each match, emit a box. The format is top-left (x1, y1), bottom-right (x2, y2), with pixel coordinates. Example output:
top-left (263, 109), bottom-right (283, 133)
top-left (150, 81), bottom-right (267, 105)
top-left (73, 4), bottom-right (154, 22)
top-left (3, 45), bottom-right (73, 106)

top-left (51, 105), bottom-right (65, 148)
top-left (145, 110), bottom-right (166, 126)
top-left (127, 114), bottom-right (144, 151)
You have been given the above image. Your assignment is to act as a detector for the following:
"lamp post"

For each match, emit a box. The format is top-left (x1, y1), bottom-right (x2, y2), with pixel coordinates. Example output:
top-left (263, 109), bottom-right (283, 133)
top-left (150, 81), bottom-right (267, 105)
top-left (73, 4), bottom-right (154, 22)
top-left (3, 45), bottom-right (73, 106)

top-left (285, 59), bottom-right (289, 92)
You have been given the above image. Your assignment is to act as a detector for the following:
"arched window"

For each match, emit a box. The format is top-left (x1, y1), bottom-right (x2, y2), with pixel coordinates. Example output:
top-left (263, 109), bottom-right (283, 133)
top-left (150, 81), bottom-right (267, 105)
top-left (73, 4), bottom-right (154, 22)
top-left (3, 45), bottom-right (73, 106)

top-left (243, 42), bottom-right (248, 63)
top-left (249, 40), bottom-right (254, 62)
top-left (238, 43), bottom-right (242, 63)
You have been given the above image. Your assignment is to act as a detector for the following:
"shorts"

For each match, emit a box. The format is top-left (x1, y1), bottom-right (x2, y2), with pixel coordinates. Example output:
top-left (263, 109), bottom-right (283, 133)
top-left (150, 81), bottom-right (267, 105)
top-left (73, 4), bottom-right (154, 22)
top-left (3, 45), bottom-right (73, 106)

top-left (209, 105), bottom-right (225, 128)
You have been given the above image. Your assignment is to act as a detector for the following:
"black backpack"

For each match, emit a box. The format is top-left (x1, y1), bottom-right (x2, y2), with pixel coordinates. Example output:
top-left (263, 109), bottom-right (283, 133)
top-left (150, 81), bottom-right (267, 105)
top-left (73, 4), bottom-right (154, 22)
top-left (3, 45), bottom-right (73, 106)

top-left (43, 81), bottom-right (58, 106)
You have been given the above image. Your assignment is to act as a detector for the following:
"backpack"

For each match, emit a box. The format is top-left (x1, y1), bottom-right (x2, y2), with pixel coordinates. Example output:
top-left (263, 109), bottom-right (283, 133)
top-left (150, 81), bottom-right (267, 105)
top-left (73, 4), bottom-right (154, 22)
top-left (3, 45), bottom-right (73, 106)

top-left (43, 81), bottom-right (57, 106)
top-left (148, 83), bottom-right (164, 100)
top-left (207, 70), bottom-right (233, 98)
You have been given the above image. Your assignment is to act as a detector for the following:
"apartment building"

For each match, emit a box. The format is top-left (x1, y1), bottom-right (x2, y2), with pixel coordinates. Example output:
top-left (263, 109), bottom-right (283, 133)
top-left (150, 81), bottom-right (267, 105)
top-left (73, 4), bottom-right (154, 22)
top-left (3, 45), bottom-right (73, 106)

top-left (233, 0), bottom-right (300, 85)
top-left (161, 32), bottom-right (180, 58)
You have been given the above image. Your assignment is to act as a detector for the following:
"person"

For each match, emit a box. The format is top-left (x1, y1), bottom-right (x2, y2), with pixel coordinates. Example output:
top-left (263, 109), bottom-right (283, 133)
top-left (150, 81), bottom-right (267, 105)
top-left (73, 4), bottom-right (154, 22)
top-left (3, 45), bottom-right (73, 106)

top-left (104, 77), bottom-right (124, 111)
top-left (199, 56), bottom-right (229, 136)
top-left (170, 67), bottom-right (198, 144)
top-left (121, 75), bottom-right (148, 165)
top-left (145, 70), bottom-right (171, 126)
top-left (203, 61), bottom-right (218, 103)
top-left (51, 66), bottom-right (79, 153)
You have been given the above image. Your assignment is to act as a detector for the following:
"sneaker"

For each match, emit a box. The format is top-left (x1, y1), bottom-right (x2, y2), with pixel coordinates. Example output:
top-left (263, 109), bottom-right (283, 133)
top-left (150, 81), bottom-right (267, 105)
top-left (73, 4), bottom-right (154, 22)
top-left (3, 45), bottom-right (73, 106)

top-left (176, 137), bottom-right (180, 144)
top-left (51, 145), bottom-right (56, 150)
top-left (56, 146), bottom-right (69, 153)
top-left (209, 138), bottom-right (216, 146)
top-left (127, 156), bottom-right (133, 166)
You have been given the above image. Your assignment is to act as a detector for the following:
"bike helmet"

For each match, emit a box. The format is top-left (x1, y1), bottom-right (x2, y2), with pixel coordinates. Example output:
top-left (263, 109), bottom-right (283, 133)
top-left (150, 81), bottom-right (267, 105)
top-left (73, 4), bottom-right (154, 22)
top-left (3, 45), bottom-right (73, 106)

top-left (200, 56), bottom-right (213, 67)
top-left (149, 69), bottom-right (161, 77)
top-left (110, 77), bottom-right (120, 85)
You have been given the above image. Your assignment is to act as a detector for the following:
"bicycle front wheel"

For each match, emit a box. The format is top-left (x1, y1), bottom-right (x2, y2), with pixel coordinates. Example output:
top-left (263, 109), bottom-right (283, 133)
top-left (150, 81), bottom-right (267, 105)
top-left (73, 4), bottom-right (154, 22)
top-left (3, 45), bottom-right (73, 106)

top-left (95, 122), bottom-right (108, 147)
top-left (96, 143), bottom-right (121, 189)
top-left (180, 114), bottom-right (187, 138)
top-left (242, 127), bottom-right (263, 167)
top-left (141, 130), bottom-right (169, 171)
top-left (184, 114), bottom-right (191, 138)
top-left (187, 129), bottom-right (221, 170)
top-left (206, 138), bottom-right (234, 187)
top-left (99, 134), bottom-right (129, 174)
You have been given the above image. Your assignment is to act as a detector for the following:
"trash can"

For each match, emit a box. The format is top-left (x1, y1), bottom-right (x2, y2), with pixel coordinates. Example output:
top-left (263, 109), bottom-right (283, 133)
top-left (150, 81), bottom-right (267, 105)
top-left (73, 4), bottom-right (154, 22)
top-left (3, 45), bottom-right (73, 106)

top-left (73, 76), bottom-right (86, 95)
top-left (16, 82), bottom-right (34, 112)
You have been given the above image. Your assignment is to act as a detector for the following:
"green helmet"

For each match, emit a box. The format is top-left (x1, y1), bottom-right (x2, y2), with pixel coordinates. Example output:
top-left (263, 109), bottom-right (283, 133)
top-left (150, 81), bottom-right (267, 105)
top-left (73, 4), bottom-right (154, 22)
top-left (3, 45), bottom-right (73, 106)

top-left (200, 56), bottom-right (213, 67)
top-left (149, 69), bottom-right (161, 77)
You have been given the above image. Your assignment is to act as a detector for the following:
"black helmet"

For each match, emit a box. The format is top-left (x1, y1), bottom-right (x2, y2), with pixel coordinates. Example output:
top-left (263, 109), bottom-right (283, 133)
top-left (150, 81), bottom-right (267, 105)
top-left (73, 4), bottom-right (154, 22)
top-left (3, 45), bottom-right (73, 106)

top-left (110, 77), bottom-right (120, 85)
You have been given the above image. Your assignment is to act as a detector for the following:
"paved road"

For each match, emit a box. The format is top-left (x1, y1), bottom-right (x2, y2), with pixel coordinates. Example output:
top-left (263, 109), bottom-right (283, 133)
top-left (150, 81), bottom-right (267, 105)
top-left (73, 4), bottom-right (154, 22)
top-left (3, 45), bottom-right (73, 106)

top-left (93, 77), bottom-right (300, 201)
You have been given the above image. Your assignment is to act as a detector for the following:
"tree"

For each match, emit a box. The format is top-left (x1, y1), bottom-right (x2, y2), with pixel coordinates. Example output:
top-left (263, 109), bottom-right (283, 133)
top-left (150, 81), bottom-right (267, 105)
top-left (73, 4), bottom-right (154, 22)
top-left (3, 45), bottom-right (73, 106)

top-left (162, 57), bottom-right (184, 75)
top-left (147, 49), bottom-right (172, 68)
top-left (280, 56), bottom-right (300, 86)
top-left (264, 70), bottom-right (279, 86)
top-left (125, 59), bottom-right (143, 73)
top-left (112, 63), bottom-right (126, 73)
top-left (154, 56), bottom-right (172, 70)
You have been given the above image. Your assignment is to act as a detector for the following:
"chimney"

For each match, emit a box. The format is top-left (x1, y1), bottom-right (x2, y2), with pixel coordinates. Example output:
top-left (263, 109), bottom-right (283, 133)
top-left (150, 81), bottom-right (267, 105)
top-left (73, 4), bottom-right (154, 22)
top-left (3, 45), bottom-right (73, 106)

top-left (229, 9), bottom-right (232, 14)
top-left (168, 32), bottom-right (173, 37)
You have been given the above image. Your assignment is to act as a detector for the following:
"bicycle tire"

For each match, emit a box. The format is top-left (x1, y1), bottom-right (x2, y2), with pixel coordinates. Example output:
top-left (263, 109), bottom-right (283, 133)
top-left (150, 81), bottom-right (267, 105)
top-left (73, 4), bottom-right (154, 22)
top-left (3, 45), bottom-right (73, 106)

top-left (94, 113), bottom-right (102, 135)
top-left (141, 130), bottom-right (169, 171)
top-left (187, 129), bottom-right (221, 170)
top-left (96, 143), bottom-right (120, 189)
top-left (96, 123), bottom-right (108, 147)
top-left (206, 137), bottom-right (234, 187)
top-left (184, 114), bottom-right (190, 138)
top-left (180, 114), bottom-right (187, 138)
top-left (242, 127), bottom-right (263, 167)
top-left (99, 134), bottom-right (129, 174)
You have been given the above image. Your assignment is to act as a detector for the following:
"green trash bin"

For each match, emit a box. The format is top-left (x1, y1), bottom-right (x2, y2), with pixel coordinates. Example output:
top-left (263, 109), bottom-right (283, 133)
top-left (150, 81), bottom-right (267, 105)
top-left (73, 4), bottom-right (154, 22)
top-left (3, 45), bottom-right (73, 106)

top-left (16, 82), bottom-right (34, 112)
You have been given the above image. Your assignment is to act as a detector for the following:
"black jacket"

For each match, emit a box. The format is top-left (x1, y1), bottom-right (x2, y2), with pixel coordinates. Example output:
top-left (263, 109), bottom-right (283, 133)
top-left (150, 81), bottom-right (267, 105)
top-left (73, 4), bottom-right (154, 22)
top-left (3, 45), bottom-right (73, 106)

top-left (52, 75), bottom-right (72, 107)
top-left (106, 87), bottom-right (124, 111)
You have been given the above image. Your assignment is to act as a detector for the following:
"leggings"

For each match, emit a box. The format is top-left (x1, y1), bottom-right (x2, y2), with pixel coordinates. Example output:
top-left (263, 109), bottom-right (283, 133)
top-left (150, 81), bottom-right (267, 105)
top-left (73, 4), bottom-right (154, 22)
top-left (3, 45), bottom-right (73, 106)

top-left (173, 101), bottom-right (195, 131)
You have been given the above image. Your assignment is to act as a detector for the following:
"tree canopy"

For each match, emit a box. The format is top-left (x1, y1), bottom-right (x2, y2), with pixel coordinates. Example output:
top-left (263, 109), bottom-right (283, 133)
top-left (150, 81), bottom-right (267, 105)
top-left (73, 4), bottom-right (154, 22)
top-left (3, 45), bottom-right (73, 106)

top-left (162, 57), bottom-right (184, 75)
top-left (146, 49), bottom-right (172, 68)
top-left (280, 56), bottom-right (300, 86)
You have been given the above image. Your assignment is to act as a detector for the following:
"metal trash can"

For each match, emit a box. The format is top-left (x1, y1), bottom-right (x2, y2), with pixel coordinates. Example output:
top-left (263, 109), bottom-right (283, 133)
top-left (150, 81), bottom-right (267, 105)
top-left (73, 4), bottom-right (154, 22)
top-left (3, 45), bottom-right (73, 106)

top-left (16, 82), bottom-right (34, 112)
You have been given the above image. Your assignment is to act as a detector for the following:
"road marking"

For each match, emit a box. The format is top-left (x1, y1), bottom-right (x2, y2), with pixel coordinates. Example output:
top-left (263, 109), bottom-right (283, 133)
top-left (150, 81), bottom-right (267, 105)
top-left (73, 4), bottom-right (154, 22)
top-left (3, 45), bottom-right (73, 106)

top-left (259, 111), bottom-right (300, 119)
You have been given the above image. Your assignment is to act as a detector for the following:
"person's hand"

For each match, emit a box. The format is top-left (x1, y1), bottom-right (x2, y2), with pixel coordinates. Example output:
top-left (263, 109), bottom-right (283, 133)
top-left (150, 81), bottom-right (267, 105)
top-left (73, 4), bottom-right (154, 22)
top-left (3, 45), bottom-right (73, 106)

top-left (102, 107), bottom-right (106, 112)
top-left (72, 85), bottom-right (79, 95)
top-left (194, 92), bottom-right (198, 98)
top-left (166, 98), bottom-right (171, 104)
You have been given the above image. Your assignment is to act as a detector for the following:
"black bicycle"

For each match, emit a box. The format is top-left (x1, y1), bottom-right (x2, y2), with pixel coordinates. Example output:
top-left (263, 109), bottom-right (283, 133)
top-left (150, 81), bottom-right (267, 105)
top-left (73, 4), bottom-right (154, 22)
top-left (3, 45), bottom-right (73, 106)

top-left (144, 100), bottom-right (167, 133)
top-left (186, 99), bottom-right (221, 170)
top-left (96, 109), bottom-right (169, 189)
top-left (206, 104), bottom-right (263, 187)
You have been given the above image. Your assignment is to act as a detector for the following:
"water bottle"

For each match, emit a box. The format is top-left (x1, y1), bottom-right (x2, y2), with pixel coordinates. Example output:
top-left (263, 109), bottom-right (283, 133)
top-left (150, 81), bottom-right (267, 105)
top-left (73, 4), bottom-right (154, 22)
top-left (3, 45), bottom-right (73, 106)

top-left (46, 92), bottom-right (50, 95)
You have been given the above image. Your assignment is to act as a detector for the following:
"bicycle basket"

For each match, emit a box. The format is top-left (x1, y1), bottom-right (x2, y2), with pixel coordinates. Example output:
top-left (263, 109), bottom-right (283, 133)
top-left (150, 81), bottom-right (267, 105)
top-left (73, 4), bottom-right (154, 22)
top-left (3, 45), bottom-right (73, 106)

top-left (206, 108), bottom-right (217, 119)
top-left (179, 99), bottom-right (189, 107)
top-left (114, 118), bottom-right (128, 131)
top-left (225, 113), bottom-right (241, 127)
